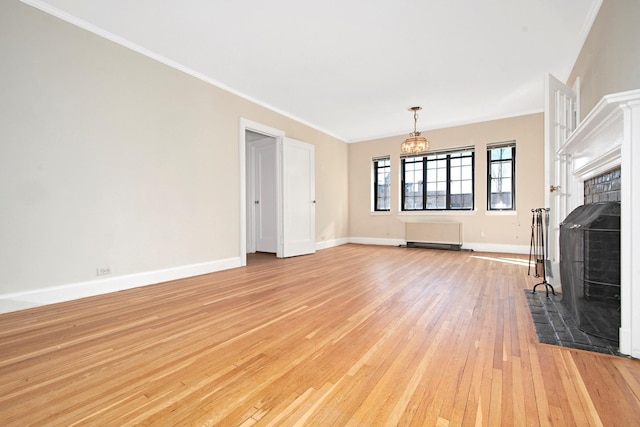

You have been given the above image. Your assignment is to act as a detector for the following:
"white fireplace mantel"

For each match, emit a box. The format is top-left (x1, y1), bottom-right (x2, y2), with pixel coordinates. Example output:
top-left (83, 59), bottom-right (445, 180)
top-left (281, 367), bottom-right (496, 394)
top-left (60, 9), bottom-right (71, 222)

top-left (558, 88), bottom-right (640, 358)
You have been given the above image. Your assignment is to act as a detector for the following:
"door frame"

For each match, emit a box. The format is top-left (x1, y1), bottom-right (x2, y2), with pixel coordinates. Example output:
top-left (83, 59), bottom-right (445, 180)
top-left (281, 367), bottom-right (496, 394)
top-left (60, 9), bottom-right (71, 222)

top-left (239, 118), bottom-right (285, 266)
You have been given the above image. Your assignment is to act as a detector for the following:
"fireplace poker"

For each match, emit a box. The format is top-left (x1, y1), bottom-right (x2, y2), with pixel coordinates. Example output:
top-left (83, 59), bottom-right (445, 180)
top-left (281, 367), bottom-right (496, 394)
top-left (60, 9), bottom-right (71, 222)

top-left (532, 207), bottom-right (556, 297)
top-left (528, 209), bottom-right (536, 276)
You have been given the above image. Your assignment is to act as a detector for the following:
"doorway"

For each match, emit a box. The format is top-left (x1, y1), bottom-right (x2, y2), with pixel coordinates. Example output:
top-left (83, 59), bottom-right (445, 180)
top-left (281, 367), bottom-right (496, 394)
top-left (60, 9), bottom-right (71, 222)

top-left (239, 119), bottom-right (316, 266)
top-left (246, 130), bottom-right (278, 255)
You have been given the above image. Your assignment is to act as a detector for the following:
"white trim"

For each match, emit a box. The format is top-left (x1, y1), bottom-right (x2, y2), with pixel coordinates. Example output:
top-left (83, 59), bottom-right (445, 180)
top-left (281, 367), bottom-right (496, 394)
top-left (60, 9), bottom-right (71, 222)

top-left (0, 258), bottom-right (241, 315)
top-left (484, 210), bottom-right (518, 216)
top-left (622, 100), bottom-right (640, 359)
top-left (349, 237), bottom-right (406, 247)
top-left (462, 242), bottom-right (529, 255)
top-left (20, 0), bottom-right (345, 143)
top-left (348, 238), bottom-right (528, 255)
top-left (316, 238), bottom-right (350, 251)
top-left (486, 140), bottom-right (516, 149)
top-left (572, 146), bottom-right (621, 180)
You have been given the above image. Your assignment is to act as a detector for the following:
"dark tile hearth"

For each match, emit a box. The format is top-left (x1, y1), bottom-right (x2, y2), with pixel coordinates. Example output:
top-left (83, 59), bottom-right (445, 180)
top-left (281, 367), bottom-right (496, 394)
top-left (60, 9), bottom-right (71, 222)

top-left (524, 290), bottom-right (621, 356)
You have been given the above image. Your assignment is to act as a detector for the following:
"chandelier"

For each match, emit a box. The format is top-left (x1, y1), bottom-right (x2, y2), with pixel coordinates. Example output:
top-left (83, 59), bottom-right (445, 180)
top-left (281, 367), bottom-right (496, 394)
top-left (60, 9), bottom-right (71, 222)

top-left (400, 106), bottom-right (429, 154)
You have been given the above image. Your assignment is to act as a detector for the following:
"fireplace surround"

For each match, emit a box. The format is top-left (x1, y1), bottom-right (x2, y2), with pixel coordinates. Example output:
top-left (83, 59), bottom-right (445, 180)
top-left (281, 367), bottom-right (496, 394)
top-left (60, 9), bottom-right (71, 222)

top-left (555, 89), bottom-right (640, 357)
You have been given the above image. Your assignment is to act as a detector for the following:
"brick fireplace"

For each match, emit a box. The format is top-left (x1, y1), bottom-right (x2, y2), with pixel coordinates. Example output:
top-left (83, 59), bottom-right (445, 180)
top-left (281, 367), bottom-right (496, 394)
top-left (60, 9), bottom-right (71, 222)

top-left (554, 89), bottom-right (640, 358)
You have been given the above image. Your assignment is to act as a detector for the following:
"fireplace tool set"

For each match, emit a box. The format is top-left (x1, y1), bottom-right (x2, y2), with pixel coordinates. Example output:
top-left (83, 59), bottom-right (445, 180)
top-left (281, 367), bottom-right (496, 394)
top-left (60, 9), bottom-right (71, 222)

top-left (528, 207), bottom-right (556, 297)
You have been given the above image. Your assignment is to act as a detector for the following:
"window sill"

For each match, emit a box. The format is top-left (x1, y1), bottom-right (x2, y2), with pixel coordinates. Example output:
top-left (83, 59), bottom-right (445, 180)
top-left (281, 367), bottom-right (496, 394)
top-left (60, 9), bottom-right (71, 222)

top-left (370, 211), bottom-right (392, 216)
top-left (485, 210), bottom-right (518, 216)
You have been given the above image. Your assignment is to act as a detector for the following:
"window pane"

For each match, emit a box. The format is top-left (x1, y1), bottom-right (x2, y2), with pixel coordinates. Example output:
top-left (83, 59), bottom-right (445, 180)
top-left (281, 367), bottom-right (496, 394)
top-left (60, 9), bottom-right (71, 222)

top-left (491, 193), bottom-right (511, 209)
top-left (461, 165), bottom-right (472, 180)
top-left (490, 163), bottom-right (501, 177)
top-left (404, 178), bottom-right (422, 209)
top-left (487, 145), bottom-right (515, 210)
top-left (462, 180), bottom-right (472, 194)
top-left (451, 166), bottom-right (461, 181)
top-left (402, 158), bottom-right (423, 210)
top-left (502, 178), bottom-right (512, 192)
top-left (490, 178), bottom-right (500, 193)
top-left (374, 158), bottom-right (391, 211)
top-left (501, 162), bottom-right (512, 178)
top-left (403, 149), bottom-right (475, 211)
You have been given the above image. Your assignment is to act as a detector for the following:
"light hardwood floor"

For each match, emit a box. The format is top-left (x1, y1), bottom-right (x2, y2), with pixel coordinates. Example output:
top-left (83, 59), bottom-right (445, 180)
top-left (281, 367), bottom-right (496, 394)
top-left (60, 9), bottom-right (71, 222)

top-left (1, 244), bottom-right (639, 426)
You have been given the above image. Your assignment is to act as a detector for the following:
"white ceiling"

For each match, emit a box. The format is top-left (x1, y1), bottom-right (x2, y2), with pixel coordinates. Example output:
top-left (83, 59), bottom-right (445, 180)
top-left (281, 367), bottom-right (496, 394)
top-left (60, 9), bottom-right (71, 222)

top-left (24, 0), bottom-right (601, 142)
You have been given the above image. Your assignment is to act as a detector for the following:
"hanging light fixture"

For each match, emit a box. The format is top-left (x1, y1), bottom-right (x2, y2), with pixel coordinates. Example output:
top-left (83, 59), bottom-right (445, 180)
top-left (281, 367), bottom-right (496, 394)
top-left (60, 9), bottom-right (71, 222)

top-left (400, 106), bottom-right (429, 154)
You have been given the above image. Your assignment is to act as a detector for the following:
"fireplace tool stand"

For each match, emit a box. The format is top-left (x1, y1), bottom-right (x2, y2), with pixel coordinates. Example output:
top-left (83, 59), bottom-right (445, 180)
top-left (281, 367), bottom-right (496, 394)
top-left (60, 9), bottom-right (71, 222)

top-left (529, 208), bottom-right (556, 297)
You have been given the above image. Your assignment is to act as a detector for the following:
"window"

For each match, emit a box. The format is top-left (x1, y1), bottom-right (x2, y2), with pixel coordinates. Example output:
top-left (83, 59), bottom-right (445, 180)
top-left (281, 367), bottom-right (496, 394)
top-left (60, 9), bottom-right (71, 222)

top-left (487, 142), bottom-right (516, 210)
top-left (373, 157), bottom-right (390, 211)
top-left (401, 148), bottom-right (474, 211)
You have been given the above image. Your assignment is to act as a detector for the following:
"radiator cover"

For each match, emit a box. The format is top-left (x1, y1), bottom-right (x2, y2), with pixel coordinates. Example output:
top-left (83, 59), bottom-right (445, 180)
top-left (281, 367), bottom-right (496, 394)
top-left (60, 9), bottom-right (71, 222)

top-left (405, 222), bottom-right (462, 250)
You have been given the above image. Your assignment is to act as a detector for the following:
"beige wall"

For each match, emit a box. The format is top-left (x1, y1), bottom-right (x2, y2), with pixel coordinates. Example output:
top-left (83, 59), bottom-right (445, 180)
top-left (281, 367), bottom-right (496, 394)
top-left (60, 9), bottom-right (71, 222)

top-left (0, 1), bottom-right (348, 295)
top-left (349, 113), bottom-right (544, 253)
top-left (567, 0), bottom-right (640, 119)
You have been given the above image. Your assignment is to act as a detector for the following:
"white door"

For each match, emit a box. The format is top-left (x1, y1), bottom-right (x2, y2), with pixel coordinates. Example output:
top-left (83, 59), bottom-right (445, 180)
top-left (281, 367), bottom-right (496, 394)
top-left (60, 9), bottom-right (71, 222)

top-left (544, 74), bottom-right (577, 283)
top-left (280, 137), bottom-right (316, 258)
top-left (253, 140), bottom-right (277, 253)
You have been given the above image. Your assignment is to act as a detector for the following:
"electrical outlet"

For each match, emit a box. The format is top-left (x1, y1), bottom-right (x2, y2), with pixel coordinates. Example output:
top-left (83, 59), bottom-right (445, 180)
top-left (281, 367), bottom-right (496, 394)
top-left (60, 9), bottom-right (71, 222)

top-left (96, 267), bottom-right (111, 276)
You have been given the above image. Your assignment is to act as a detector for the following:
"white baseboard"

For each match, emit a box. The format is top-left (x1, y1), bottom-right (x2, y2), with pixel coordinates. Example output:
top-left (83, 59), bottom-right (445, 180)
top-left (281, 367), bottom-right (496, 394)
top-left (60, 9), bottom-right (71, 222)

top-left (316, 237), bottom-right (350, 250)
top-left (348, 238), bottom-right (528, 255)
top-left (349, 237), bottom-right (406, 246)
top-left (0, 257), bottom-right (241, 315)
top-left (462, 242), bottom-right (530, 254)
top-left (619, 327), bottom-right (630, 356)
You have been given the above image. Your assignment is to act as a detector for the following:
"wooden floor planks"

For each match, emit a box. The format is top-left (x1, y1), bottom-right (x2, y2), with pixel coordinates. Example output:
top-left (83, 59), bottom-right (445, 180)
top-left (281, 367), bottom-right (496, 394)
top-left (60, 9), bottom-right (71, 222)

top-left (1, 244), bottom-right (639, 425)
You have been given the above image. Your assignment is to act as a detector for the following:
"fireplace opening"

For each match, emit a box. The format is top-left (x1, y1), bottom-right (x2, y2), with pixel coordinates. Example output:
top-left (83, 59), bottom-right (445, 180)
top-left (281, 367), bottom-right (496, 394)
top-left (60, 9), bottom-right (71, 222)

top-left (559, 201), bottom-right (620, 343)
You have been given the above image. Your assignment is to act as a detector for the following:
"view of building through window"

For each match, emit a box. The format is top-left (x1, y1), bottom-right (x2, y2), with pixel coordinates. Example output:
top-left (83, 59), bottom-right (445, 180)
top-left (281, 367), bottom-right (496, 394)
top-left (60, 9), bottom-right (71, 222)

top-left (373, 158), bottom-right (390, 211)
top-left (487, 143), bottom-right (515, 210)
top-left (373, 144), bottom-right (513, 212)
top-left (402, 149), bottom-right (474, 211)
